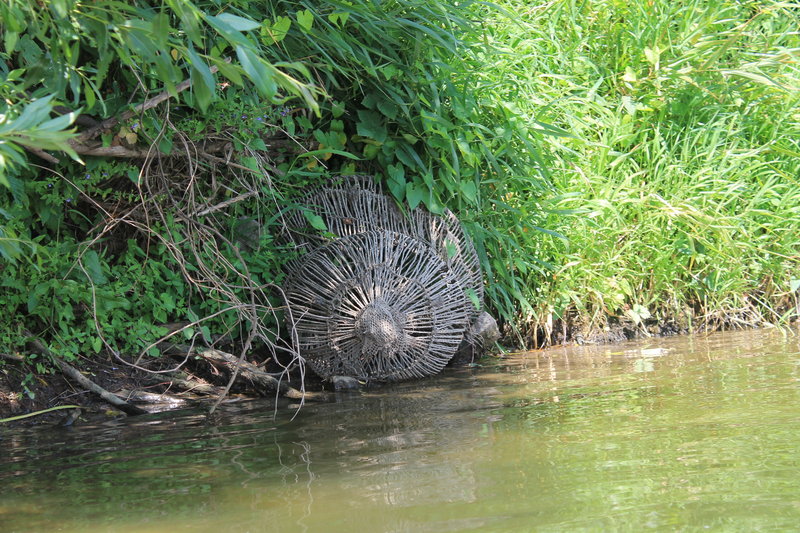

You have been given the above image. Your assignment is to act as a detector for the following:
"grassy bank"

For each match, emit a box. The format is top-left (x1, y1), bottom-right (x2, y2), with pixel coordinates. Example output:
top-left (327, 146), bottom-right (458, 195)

top-left (1, 1), bottom-right (799, 415)
top-left (476, 0), bottom-right (800, 344)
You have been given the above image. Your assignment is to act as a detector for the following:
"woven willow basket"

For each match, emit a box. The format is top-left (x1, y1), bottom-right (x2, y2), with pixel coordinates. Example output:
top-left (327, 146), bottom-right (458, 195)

top-left (284, 231), bottom-right (469, 381)
top-left (282, 176), bottom-right (485, 381)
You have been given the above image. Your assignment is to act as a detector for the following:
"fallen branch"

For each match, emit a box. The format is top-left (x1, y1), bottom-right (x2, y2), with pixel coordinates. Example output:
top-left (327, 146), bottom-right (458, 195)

top-left (55, 359), bottom-right (147, 416)
top-left (68, 144), bottom-right (158, 158)
top-left (139, 371), bottom-right (222, 396)
top-left (116, 389), bottom-right (188, 408)
top-left (77, 62), bottom-right (226, 143)
top-left (24, 146), bottom-right (61, 164)
top-left (27, 336), bottom-right (146, 416)
top-left (162, 343), bottom-right (317, 401)
top-left (191, 191), bottom-right (258, 218)
top-left (67, 139), bottom-right (233, 159)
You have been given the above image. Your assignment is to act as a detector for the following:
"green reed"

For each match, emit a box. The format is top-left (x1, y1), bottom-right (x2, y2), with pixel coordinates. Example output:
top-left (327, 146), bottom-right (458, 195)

top-left (477, 0), bottom-right (800, 339)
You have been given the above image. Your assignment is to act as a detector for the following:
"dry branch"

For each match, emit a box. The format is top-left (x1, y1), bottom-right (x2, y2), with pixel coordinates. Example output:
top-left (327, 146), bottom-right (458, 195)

top-left (24, 146), bottom-right (61, 164)
top-left (68, 139), bottom-right (233, 159)
top-left (162, 344), bottom-right (316, 401)
top-left (77, 63), bottom-right (225, 143)
top-left (140, 371), bottom-right (222, 396)
top-left (116, 389), bottom-right (188, 407)
top-left (27, 336), bottom-right (146, 416)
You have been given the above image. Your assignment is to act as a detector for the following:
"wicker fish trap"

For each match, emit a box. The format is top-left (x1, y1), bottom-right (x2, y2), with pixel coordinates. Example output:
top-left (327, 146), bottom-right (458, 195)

top-left (282, 176), bottom-right (484, 315)
top-left (284, 230), bottom-right (470, 381)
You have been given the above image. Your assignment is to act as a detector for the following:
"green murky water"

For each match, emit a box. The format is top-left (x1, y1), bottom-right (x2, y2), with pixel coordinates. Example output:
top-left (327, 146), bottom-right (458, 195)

top-left (2, 328), bottom-right (800, 532)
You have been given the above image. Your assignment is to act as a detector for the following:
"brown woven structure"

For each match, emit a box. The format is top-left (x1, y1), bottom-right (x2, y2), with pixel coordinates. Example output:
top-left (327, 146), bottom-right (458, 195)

top-left (284, 231), bottom-right (468, 381)
top-left (282, 176), bottom-right (488, 382)
top-left (283, 177), bottom-right (483, 311)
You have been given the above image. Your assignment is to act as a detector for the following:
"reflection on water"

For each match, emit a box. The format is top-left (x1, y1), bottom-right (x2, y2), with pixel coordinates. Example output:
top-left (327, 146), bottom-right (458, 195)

top-left (2, 329), bottom-right (800, 532)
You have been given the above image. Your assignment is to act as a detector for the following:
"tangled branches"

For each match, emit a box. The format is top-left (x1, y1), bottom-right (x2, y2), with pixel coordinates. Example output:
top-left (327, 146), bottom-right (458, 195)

top-left (70, 123), bottom-right (313, 411)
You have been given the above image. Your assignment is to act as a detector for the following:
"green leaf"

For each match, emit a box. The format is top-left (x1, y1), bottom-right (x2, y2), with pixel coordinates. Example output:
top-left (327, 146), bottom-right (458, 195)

top-left (444, 239), bottom-right (457, 258)
top-left (158, 134), bottom-right (173, 154)
top-left (466, 288), bottom-right (481, 311)
top-left (6, 94), bottom-right (55, 132)
top-left (84, 250), bottom-right (108, 285)
top-left (187, 47), bottom-right (215, 111)
top-left (643, 46), bottom-right (660, 66)
top-left (3, 175), bottom-right (27, 203)
top-left (303, 210), bottom-right (327, 231)
top-left (127, 168), bottom-right (141, 185)
top-left (621, 95), bottom-right (636, 116)
top-left (296, 148), bottom-right (359, 160)
top-left (790, 279), bottom-right (800, 293)
top-left (264, 16), bottom-right (291, 44)
top-left (356, 110), bottom-right (387, 143)
top-left (460, 180), bottom-right (477, 204)
top-left (205, 15), bottom-right (250, 47)
top-left (236, 45), bottom-right (276, 98)
top-left (623, 66), bottom-right (637, 83)
top-left (151, 13), bottom-right (171, 47)
top-left (387, 164), bottom-right (406, 200)
top-left (406, 182), bottom-right (425, 210)
top-left (296, 9), bottom-right (314, 32)
top-left (214, 13), bottom-right (260, 32)
top-left (328, 12), bottom-right (349, 27)
top-left (0, 230), bottom-right (23, 262)
top-left (241, 156), bottom-right (260, 173)
top-left (26, 287), bottom-right (39, 313)
top-left (721, 69), bottom-right (789, 91)
top-left (5, 31), bottom-right (18, 54)
top-left (211, 58), bottom-right (243, 86)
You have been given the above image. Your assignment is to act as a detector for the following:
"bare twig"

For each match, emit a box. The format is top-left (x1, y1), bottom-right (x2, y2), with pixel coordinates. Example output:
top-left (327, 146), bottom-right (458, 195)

top-left (162, 344), bottom-right (316, 401)
top-left (0, 352), bottom-right (25, 363)
top-left (68, 144), bottom-right (156, 158)
top-left (198, 151), bottom-right (258, 172)
top-left (139, 372), bottom-right (221, 396)
top-left (191, 191), bottom-right (258, 218)
top-left (68, 139), bottom-right (236, 159)
top-left (116, 389), bottom-right (188, 407)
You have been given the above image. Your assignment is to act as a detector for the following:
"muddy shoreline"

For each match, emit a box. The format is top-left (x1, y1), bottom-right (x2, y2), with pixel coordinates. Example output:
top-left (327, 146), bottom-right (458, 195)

top-left (0, 317), bottom-right (774, 426)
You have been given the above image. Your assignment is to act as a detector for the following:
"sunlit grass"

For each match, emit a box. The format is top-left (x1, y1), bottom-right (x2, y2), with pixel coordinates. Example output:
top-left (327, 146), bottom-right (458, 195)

top-left (476, 0), bottom-right (800, 341)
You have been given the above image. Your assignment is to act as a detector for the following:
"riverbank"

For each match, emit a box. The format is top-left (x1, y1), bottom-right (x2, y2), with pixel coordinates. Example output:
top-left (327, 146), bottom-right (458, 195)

top-left (480, 0), bottom-right (800, 337)
top-left (2, 316), bottom-right (790, 425)
top-left (1, 0), bottom-right (798, 424)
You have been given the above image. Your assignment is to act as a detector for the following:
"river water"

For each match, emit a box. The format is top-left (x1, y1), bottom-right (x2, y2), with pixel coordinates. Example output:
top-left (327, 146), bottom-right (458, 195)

top-left (2, 328), bottom-right (799, 532)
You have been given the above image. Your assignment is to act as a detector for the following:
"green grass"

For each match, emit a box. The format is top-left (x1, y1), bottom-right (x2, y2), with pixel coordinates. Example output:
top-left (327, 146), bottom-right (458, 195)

top-left (472, 0), bottom-right (800, 342)
top-left (2, 0), bottom-right (798, 366)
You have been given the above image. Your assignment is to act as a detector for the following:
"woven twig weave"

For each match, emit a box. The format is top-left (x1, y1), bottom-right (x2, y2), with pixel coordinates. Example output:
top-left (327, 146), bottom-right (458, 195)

top-left (282, 175), bottom-right (487, 381)
top-left (282, 176), bottom-right (483, 312)
top-left (284, 231), bottom-right (469, 381)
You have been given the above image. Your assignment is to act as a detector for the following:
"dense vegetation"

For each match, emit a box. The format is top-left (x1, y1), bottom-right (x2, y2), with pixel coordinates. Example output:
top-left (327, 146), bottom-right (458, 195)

top-left (1, 0), bottom-right (798, 398)
top-left (491, 0), bottom-right (800, 343)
